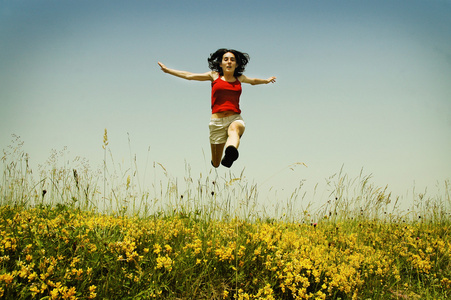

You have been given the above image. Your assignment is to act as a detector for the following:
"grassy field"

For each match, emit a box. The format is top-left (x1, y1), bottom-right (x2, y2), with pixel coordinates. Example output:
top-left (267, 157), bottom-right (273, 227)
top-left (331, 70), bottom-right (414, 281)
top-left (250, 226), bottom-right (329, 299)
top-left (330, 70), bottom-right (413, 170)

top-left (1, 135), bottom-right (450, 299)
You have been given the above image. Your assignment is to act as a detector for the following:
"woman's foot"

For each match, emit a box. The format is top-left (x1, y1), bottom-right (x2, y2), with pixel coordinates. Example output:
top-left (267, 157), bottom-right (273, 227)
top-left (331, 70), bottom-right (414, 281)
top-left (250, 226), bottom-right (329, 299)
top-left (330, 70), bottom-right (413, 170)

top-left (221, 146), bottom-right (239, 168)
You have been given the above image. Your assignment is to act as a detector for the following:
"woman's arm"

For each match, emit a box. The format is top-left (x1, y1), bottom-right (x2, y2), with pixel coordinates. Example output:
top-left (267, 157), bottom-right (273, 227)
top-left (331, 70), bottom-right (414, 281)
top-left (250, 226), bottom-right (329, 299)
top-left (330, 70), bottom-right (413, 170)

top-left (239, 75), bottom-right (276, 85)
top-left (158, 62), bottom-right (213, 81)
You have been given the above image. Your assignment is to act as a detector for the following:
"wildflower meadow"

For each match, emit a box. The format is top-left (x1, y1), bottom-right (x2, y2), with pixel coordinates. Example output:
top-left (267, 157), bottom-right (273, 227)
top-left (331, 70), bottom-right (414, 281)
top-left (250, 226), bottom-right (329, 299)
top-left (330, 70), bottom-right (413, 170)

top-left (1, 133), bottom-right (450, 299)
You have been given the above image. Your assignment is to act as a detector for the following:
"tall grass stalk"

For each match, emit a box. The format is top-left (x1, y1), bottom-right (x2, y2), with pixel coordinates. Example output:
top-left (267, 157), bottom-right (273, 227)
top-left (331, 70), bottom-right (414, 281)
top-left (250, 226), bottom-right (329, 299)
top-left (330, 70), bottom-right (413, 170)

top-left (103, 128), bottom-right (108, 212)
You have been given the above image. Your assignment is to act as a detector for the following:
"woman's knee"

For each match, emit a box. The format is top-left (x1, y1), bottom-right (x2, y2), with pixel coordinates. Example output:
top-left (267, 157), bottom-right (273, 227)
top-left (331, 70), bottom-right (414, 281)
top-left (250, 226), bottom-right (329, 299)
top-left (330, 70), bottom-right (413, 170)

top-left (228, 121), bottom-right (245, 135)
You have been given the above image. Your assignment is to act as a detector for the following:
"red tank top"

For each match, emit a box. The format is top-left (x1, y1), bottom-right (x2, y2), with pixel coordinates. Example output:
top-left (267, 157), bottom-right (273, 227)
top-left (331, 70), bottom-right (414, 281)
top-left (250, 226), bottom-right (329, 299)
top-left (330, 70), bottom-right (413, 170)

top-left (211, 77), bottom-right (242, 114)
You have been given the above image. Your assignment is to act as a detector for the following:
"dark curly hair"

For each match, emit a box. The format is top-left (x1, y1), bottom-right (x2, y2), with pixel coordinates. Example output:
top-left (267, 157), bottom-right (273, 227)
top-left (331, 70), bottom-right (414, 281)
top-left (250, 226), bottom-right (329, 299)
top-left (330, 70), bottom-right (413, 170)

top-left (208, 48), bottom-right (250, 77)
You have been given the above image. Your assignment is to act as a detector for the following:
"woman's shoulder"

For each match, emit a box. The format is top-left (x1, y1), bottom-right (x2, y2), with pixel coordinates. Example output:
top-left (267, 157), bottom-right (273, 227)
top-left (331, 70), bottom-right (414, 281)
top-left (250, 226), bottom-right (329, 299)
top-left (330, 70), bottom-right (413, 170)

top-left (211, 71), bottom-right (220, 81)
top-left (237, 74), bottom-right (246, 83)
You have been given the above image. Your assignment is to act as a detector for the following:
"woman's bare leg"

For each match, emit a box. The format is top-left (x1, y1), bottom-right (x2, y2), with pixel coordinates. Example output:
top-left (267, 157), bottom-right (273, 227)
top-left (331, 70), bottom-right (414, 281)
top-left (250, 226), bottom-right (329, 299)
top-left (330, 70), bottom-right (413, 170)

top-left (211, 143), bottom-right (225, 168)
top-left (221, 121), bottom-right (245, 167)
top-left (225, 121), bottom-right (245, 149)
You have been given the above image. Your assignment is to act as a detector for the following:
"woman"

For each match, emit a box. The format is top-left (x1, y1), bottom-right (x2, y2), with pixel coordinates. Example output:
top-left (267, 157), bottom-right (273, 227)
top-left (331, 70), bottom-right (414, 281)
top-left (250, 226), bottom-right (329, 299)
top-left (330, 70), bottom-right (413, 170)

top-left (158, 48), bottom-right (276, 168)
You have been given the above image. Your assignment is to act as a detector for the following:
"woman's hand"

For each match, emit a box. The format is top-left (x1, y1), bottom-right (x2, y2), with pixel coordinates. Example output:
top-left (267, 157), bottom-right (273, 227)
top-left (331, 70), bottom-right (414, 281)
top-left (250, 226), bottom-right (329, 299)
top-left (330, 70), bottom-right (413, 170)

top-left (266, 76), bottom-right (276, 84)
top-left (158, 62), bottom-right (168, 73)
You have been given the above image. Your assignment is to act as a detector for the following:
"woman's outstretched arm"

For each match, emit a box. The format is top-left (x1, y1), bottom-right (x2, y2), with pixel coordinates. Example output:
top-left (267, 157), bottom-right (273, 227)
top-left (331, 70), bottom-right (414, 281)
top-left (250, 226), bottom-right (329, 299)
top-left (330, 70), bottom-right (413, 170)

top-left (239, 74), bottom-right (276, 85)
top-left (158, 62), bottom-right (213, 81)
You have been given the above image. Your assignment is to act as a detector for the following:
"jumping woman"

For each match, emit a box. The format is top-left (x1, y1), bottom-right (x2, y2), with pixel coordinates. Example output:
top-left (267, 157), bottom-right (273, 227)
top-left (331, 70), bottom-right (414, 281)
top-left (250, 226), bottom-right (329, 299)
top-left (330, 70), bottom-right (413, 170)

top-left (158, 48), bottom-right (276, 168)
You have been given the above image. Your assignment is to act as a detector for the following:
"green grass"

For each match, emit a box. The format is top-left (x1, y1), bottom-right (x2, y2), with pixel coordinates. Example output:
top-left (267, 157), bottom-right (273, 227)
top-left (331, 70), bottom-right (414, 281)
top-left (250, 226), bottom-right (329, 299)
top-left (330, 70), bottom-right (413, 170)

top-left (1, 134), bottom-right (450, 299)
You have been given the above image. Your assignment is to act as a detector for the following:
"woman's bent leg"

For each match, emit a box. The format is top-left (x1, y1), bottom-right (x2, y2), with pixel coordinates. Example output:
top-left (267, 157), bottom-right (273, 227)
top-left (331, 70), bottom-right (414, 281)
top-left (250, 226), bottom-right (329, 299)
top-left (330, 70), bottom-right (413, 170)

top-left (225, 120), bottom-right (245, 149)
top-left (221, 121), bottom-right (245, 167)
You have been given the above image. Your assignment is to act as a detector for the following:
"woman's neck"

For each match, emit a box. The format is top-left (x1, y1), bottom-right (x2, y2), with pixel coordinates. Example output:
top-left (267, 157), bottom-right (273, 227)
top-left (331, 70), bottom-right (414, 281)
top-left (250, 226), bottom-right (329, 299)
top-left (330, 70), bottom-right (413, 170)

top-left (222, 72), bottom-right (236, 82)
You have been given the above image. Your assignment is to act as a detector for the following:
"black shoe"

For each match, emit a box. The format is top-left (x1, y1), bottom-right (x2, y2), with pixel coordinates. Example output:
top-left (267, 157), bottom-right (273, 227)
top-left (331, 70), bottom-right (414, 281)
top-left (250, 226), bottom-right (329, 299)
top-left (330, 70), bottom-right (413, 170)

top-left (221, 146), bottom-right (239, 168)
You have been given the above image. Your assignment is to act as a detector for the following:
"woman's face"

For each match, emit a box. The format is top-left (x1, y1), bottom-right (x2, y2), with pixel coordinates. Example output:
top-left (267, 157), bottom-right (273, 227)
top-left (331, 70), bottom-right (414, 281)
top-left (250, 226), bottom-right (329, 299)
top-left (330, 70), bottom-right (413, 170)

top-left (220, 52), bottom-right (237, 74)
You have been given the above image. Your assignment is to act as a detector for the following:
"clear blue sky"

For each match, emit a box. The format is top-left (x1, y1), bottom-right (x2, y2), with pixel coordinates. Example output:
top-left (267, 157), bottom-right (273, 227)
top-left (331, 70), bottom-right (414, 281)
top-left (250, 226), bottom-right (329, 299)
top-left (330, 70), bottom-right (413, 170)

top-left (1, 0), bottom-right (450, 211)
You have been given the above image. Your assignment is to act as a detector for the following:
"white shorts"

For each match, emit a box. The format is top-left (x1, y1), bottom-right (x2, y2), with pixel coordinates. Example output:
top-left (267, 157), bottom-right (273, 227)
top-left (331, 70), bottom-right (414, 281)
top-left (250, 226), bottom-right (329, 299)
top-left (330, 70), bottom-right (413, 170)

top-left (209, 114), bottom-right (245, 144)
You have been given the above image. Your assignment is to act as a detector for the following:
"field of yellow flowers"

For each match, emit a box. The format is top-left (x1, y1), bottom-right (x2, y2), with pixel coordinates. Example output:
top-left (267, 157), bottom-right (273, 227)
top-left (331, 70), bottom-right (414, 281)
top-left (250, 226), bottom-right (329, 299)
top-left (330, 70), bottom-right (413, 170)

top-left (1, 135), bottom-right (450, 299)
top-left (1, 203), bottom-right (450, 299)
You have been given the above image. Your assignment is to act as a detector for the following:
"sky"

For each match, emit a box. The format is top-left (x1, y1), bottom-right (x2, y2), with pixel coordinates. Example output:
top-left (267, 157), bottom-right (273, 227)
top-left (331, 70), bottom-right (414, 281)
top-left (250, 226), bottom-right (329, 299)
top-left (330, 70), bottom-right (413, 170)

top-left (1, 0), bottom-right (451, 213)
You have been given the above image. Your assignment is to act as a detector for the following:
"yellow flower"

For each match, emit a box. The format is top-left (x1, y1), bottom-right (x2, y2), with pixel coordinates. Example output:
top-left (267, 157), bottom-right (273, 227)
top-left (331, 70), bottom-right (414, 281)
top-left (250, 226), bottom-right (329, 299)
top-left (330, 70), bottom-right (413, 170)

top-left (0, 273), bottom-right (14, 285)
top-left (263, 283), bottom-right (273, 295)
top-left (70, 257), bottom-right (80, 267)
top-left (30, 285), bottom-right (40, 296)
top-left (50, 288), bottom-right (59, 299)
top-left (89, 244), bottom-right (97, 253)
top-left (88, 286), bottom-right (97, 299)
top-left (28, 272), bottom-right (37, 281)
top-left (61, 286), bottom-right (77, 299)
top-left (441, 277), bottom-right (451, 289)
top-left (153, 243), bottom-right (162, 254)
top-left (236, 289), bottom-right (250, 300)
top-left (156, 255), bottom-right (173, 271)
